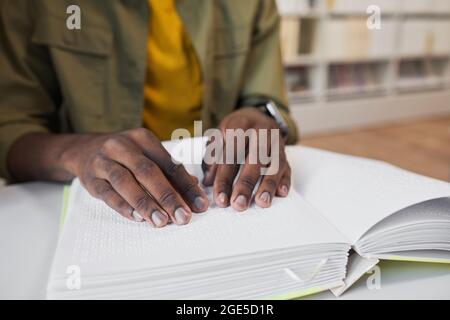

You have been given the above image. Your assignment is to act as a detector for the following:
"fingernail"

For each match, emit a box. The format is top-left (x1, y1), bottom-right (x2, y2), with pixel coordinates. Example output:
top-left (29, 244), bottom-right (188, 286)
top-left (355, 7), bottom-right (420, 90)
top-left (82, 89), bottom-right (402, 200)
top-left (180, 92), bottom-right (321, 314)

top-left (260, 192), bottom-right (271, 204)
top-left (194, 196), bottom-right (207, 211)
top-left (174, 207), bottom-right (190, 225)
top-left (132, 210), bottom-right (144, 222)
top-left (217, 192), bottom-right (228, 206)
top-left (151, 210), bottom-right (167, 228)
top-left (234, 195), bottom-right (248, 209)
top-left (280, 185), bottom-right (289, 196)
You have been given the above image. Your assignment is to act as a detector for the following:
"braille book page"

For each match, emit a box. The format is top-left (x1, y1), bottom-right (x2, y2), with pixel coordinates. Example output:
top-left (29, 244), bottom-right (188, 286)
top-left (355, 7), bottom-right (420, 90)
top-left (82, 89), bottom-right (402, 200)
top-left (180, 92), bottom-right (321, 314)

top-left (287, 147), bottom-right (450, 244)
top-left (50, 178), bottom-right (347, 278)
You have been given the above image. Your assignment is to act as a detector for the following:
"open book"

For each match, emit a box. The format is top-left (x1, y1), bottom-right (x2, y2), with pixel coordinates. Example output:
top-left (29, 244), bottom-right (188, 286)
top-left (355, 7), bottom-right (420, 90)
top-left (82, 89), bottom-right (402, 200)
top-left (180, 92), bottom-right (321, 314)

top-left (47, 138), bottom-right (450, 299)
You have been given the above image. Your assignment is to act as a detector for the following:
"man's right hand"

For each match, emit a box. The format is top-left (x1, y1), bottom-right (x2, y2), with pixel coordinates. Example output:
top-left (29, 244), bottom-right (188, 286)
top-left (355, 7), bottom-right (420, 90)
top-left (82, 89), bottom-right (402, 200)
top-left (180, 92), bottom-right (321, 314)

top-left (58, 128), bottom-right (209, 227)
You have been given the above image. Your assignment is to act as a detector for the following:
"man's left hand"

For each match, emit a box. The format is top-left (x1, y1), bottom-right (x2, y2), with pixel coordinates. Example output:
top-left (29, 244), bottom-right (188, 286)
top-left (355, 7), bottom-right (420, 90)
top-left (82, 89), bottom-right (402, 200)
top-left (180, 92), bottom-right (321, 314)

top-left (202, 107), bottom-right (291, 211)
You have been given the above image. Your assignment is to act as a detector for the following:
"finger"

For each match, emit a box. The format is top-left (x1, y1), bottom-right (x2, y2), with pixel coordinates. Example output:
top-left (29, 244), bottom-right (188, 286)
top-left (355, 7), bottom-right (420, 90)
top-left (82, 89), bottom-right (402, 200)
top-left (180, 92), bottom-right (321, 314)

top-left (230, 162), bottom-right (262, 212)
top-left (127, 129), bottom-right (209, 212)
top-left (212, 115), bottom-right (257, 207)
top-left (100, 135), bottom-right (193, 225)
top-left (161, 161), bottom-right (209, 213)
top-left (276, 164), bottom-right (291, 198)
top-left (212, 133), bottom-right (242, 208)
top-left (255, 139), bottom-right (288, 207)
top-left (254, 165), bottom-right (284, 208)
top-left (229, 129), bottom-right (265, 212)
top-left (202, 136), bottom-right (221, 186)
top-left (213, 163), bottom-right (239, 208)
top-left (110, 158), bottom-right (192, 226)
top-left (84, 178), bottom-right (134, 221)
top-left (202, 162), bottom-right (217, 187)
top-left (94, 160), bottom-right (169, 228)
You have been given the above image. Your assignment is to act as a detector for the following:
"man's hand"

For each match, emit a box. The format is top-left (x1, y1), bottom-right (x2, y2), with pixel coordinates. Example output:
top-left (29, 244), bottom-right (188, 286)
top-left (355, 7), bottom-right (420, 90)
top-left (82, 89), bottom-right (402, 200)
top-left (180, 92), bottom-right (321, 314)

top-left (202, 107), bottom-right (291, 211)
top-left (8, 129), bottom-right (209, 228)
top-left (66, 128), bottom-right (210, 227)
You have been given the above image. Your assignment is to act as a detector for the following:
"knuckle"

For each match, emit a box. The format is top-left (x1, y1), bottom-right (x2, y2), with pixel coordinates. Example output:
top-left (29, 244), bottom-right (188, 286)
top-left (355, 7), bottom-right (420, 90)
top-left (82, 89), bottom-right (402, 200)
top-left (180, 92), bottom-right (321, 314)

top-left (105, 195), bottom-right (125, 210)
top-left (135, 159), bottom-right (156, 177)
top-left (130, 128), bottom-right (154, 141)
top-left (102, 137), bottom-right (123, 154)
top-left (264, 178), bottom-right (278, 190)
top-left (91, 154), bottom-right (103, 167)
top-left (94, 184), bottom-right (113, 199)
top-left (134, 195), bottom-right (151, 213)
top-left (158, 190), bottom-right (178, 208)
top-left (239, 175), bottom-right (258, 191)
top-left (91, 154), bottom-right (107, 169)
top-left (216, 176), bottom-right (233, 190)
top-left (79, 172), bottom-right (94, 185)
top-left (108, 168), bottom-right (128, 185)
top-left (179, 182), bottom-right (197, 197)
top-left (164, 162), bottom-right (183, 177)
top-left (116, 200), bottom-right (131, 214)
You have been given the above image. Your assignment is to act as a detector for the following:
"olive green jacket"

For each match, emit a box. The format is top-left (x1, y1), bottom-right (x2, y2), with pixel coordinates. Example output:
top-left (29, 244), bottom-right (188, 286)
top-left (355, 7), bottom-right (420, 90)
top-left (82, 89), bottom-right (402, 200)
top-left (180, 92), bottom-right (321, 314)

top-left (0, 0), bottom-right (298, 180)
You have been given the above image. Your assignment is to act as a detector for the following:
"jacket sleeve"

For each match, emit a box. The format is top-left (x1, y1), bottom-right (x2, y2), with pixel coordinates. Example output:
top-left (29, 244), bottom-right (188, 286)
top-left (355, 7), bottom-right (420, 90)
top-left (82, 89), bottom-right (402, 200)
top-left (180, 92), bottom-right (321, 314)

top-left (237, 0), bottom-right (299, 145)
top-left (0, 0), bottom-right (59, 180)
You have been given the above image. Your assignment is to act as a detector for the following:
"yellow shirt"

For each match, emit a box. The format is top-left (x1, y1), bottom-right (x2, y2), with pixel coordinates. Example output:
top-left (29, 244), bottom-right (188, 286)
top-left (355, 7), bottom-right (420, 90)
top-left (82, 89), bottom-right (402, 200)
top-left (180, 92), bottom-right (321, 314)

top-left (143, 0), bottom-right (203, 141)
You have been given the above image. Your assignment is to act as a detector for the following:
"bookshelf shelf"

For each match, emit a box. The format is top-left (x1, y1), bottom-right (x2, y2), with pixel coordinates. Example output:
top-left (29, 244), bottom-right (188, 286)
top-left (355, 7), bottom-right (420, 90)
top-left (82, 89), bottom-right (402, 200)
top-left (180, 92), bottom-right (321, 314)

top-left (397, 54), bottom-right (450, 60)
top-left (328, 56), bottom-right (392, 64)
top-left (400, 13), bottom-right (450, 18)
top-left (281, 12), bottom-right (322, 18)
top-left (327, 85), bottom-right (388, 97)
top-left (277, 0), bottom-right (450, 135)
top-left (397, 79), bottom-right (445, 92)
top-left (284, 55), bottom-right (319, 67)
top-left (327, 12), bottom-right (398, 18)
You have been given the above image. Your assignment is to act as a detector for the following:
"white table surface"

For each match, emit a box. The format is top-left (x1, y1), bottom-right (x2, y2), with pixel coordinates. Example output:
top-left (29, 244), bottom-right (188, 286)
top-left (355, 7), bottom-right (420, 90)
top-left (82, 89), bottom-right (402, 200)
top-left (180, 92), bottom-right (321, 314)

top-left (0, 182), bottom-right (449, 300)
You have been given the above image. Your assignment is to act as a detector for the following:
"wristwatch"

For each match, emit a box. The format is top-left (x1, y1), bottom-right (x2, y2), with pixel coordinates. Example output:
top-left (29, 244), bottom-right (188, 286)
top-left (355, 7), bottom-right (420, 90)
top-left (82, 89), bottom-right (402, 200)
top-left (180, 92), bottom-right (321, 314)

top-left (256, 101), bottom-right (289, 139)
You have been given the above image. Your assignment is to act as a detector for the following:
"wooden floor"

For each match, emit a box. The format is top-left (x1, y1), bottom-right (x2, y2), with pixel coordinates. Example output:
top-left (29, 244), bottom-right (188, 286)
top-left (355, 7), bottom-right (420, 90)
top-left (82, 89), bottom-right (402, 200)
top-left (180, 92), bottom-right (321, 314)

top-left (301, 116), bottom-right (450, 182)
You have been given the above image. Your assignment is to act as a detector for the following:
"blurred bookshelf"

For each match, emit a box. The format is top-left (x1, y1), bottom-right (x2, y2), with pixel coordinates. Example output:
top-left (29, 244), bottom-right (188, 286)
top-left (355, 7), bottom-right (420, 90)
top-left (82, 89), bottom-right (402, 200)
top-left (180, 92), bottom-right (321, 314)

top-left (277, 0), bottom-right (450, 135)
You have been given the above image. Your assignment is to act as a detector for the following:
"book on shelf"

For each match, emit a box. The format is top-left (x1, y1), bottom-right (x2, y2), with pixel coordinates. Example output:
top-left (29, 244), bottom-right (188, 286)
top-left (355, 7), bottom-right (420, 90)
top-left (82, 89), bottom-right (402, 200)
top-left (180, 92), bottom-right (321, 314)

top-left (298, 18), bottom-right (317, 55)
top-left (47, 137), bottom-right (450, 299)
top-left (280, 17), bottom-right (301, 61)
top-left (400, 19), bottom-right (450, 56)
top-left (314, 17), bottom-right (396, 60)
top-left (280, 8), bottom-right (450, 60)
top-left (328, 63), bottom-right (382, 92)
top-left (397, 59), bottom-right (445, 89)
top-left (285, 67), bottom-right (310, 94)
top-left (280, 17), bottom-right (317, 62)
